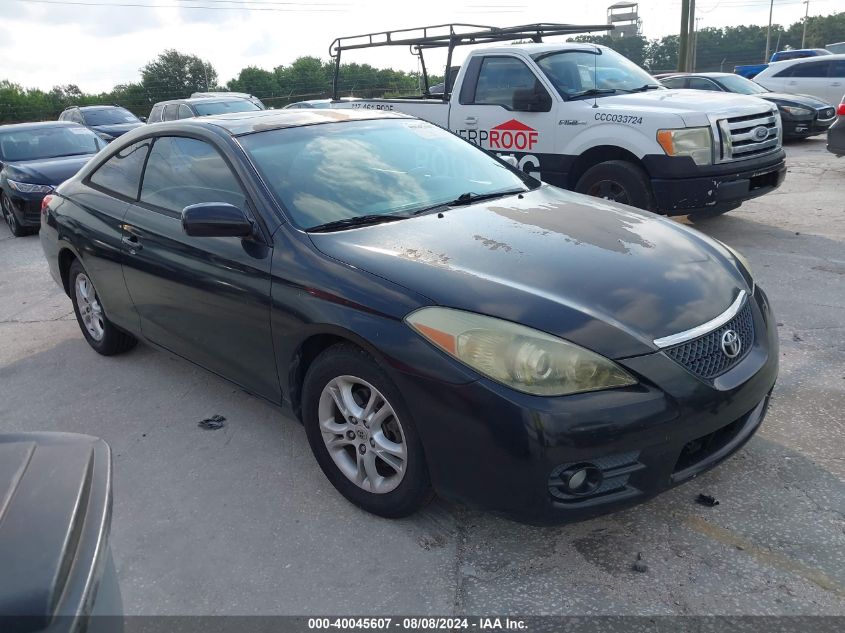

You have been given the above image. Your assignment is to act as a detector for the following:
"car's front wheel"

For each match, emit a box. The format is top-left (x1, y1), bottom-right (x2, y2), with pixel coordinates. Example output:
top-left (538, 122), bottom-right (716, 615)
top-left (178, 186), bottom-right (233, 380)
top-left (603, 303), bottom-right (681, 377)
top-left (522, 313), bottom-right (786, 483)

top-left (69, 260), bottom-right (137, 355)
top-left (302, 343), bottom-right (433, 518)
top-left (2, 193), bottom-right (29, 237)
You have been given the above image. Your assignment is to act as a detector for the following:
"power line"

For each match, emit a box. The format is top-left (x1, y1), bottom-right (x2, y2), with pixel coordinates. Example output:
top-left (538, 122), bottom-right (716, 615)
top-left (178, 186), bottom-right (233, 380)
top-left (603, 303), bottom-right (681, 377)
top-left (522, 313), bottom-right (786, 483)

top-left (12, 0), bottom-right (346, 11)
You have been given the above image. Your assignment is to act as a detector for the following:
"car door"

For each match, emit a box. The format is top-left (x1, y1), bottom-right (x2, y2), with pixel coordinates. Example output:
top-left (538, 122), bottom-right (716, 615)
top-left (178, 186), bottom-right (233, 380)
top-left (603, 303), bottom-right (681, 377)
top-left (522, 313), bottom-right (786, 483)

top-left (120, 134), bottom-right (280, 402)
top-left (780, 60), bottom-right (833, 102)
top-left (449, 54), bottom-right (556, 184)
top-left (828, 60), bottom-right (845, 105)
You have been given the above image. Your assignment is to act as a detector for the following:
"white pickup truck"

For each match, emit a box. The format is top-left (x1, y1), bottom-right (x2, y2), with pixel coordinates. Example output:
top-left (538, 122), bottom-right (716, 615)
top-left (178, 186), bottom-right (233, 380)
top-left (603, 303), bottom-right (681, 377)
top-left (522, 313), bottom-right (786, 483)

top-left (329, 23), bottom-right (787, 217)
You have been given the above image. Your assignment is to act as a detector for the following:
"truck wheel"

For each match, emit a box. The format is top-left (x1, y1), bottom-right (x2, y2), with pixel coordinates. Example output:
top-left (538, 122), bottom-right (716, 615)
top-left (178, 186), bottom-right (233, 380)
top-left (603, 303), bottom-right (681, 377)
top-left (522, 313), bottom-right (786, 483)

top-left (575, 160), bottom-right (655, 211)
top-left (302, 343), bottom-right (434, 518)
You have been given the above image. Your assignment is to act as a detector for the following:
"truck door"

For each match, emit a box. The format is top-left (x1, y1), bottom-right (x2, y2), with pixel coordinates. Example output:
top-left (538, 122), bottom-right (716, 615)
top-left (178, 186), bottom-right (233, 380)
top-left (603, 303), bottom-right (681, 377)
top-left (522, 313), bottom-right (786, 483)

top-left (449, 55), bottom-right (564, 186)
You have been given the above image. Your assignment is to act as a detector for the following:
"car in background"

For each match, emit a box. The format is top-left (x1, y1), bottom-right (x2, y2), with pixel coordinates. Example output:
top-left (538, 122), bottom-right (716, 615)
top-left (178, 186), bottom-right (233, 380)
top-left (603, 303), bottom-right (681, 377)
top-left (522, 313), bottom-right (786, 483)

top-left (147, 96), bottom-right (260, 123)
top-left (754, 54), bottom-right (845, 106)
top-left (41, 109), bottom-right (777, 523)
top-left (827, 96), bottom-right (845, 156)
top-left (734, 48), bottom-right (832, 79)
top-left (283, 97), bottom-right (361, 109)
top-left (1, 122), bottom-right (104, 236)
top-left (659, 72), bottom-right (837, 139)
top-left (191, 91), bottom-right (265, 109)
top-left (59, 105), bottom-right (145, 142)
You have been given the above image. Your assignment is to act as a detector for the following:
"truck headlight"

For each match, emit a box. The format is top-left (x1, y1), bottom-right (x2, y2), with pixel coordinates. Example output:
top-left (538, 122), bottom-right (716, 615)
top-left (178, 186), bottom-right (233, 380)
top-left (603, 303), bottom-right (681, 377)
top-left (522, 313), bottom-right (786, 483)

top-left (779, 105), bottom-right (812, 117)
top-left (406, 307), bottom-right (637, 396)
top-left (7, 180), bottom-right (53, 194)
top-left (656, 127), bottom-right (713, 165)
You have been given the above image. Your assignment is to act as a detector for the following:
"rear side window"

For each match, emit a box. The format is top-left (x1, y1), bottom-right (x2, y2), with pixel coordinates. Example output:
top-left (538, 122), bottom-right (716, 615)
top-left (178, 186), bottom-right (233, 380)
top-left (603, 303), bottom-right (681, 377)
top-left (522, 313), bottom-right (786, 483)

top-left (148, 105), bottom-right (163, 123)
top-left (831, 60), bottom-right (845, 78)
top-left (178, 104), bottom-right (194, 119)
top-left (661, 77), bottom-right (687, 89)
top-left (776, 60), bottom-right (831, 78)
top-left (89, 140), bottom-right (152, 199)
top-left (140, 136), bottom-right (245, 214)
top-left (689, 77), bottom-right (721, 91)
top-left (163, 104), bottom-right (179, 121)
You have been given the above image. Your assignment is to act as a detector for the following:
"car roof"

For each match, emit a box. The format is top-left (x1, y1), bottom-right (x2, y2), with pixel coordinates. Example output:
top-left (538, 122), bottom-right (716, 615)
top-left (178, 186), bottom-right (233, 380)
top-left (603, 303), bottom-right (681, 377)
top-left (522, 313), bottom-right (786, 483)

top-left (73, 105), bottom-right (127, 111)
top-left (172, 108), bottom-right (412, 136)
top-left (153, 96), bottom-right (251, 107)
top-left (0, 121), bottom-right (85, 132)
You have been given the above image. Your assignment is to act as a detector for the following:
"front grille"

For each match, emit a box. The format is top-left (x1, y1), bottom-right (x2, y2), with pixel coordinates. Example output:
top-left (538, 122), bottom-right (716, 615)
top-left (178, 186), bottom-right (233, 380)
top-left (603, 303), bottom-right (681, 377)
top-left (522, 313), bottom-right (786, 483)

top-left (717, 110), bottom-right (780, 162)
top-left (664, 300), bottom-right (754, 380)
top-left (818, 107), bottom-right (836, 120)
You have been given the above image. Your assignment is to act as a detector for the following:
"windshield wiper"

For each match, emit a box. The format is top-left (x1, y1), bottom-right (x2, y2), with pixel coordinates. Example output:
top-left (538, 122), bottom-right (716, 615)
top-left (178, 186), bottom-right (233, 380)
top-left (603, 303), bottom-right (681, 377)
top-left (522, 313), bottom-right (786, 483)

top-left (623, 84), bottom-right (661, 93)
top-left (450, 189), bottom-right (525, 206)
top-left (568, 88), bottom-right (617, 99)
top-left (307, 213), bottom-right (407, 233)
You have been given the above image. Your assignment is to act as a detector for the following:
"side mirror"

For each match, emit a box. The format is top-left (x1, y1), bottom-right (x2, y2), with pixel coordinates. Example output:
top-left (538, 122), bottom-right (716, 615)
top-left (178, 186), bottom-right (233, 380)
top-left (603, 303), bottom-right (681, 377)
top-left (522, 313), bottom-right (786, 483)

top-left (182, 202), bottom-right (253, 238)
top-left (512, 83), bottom-right (552, 113)
top-left (138, 116), bottom-right (147, 123)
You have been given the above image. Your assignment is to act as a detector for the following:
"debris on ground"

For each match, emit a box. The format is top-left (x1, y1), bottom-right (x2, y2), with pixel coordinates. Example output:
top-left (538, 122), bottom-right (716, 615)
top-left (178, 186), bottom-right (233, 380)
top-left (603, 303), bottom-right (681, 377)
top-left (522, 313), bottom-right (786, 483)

top-left (632, 552), bottom-right (648, 573)
top-left (792, 333), bottom-right (803, 342)
top-left (198, 414), bottom-right (226, 430)
top-left (696, 493), bottom-right (720, 507)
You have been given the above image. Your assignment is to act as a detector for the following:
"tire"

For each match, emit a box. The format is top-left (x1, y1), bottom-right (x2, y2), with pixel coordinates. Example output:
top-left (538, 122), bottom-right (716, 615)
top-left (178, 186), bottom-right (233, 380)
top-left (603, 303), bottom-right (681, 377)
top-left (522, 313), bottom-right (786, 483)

top-left (2, 193), bottom-right (29, 237)
top-left (68, 260), bottom-right (137, 356)
top-left (302, 343), bottom-right (433, 518)
top-left (575, 160), bottom-right (655, 211)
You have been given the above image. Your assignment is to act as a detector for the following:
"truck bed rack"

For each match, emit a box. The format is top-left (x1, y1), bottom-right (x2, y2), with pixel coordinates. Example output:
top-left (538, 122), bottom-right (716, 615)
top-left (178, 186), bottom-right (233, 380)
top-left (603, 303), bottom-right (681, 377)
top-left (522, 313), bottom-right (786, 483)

top-left (329, 22), bottom-right (613, 100)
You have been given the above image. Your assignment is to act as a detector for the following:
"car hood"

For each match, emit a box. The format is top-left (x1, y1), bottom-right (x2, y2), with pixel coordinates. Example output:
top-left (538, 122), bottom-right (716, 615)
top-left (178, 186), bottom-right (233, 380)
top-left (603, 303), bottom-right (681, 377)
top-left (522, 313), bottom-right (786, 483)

top-left (600, 89), bottom-right (776, 126)
top-left (2, 155), bottom-right (94, 186)
top-left (90, 122), bottom-right (143, 137)
top-left (309, 186), bottom-right (748, 359)
top-left (759, 93), bottom-right (834, 109)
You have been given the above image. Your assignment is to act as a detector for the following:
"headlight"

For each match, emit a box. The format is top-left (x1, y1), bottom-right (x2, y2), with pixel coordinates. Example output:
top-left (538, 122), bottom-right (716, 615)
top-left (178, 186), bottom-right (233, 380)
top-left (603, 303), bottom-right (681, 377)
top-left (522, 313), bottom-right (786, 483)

top-left (779, 105), bottom-right (812, 117)
top-left (7, 180), bottom-right (53, 194)
top-left (723, 243), bottom-right (754, 289)
top-left (406, 307), bottom-right (637, 396)
top-left (656, 127), bottom-right (713, 165)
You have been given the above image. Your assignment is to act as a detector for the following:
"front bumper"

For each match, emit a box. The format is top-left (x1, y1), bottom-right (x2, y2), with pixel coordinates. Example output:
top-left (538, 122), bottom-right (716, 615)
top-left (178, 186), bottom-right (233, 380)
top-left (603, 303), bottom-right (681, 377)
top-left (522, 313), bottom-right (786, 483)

top-left (5, 190), bottom-right (47, 228)
top-left (644, 151), bottom-right (786, 215)
top-left (782, 113), bottom-right (836, 138)
top-left (393, 286), bottom-right (778, 524)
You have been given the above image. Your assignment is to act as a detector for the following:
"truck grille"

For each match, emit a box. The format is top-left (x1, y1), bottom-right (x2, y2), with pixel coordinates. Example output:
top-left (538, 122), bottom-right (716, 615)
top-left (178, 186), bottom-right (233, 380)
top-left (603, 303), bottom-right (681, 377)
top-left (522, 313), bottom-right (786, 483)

top-left (664, 300), bottom-right (754, 380)
top-left (717, 111), bottom-right (780, 162)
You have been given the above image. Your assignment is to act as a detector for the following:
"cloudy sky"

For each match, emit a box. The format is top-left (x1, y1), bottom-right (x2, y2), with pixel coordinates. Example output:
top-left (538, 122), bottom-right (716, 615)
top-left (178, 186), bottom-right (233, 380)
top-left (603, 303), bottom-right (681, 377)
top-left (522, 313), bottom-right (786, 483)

top-left (1, 0), bottom-right (841, 93)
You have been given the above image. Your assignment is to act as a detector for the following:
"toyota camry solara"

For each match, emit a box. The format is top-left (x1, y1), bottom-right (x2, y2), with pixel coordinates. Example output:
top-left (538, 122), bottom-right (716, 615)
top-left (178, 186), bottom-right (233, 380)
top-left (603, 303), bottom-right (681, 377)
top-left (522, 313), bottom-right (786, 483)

top-left (40, 109), bottom-right (778, 523)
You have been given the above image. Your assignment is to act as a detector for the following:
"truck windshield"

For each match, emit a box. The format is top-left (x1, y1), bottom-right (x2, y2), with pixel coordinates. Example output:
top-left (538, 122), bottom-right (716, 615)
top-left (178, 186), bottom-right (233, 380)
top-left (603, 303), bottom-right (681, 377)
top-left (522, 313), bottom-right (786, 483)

top-left (714, 75), bottom-right (769, 95)
top-left (533, 48), bottom-right (658, 98)
top-left (240, 119), bottom-right (536, 230)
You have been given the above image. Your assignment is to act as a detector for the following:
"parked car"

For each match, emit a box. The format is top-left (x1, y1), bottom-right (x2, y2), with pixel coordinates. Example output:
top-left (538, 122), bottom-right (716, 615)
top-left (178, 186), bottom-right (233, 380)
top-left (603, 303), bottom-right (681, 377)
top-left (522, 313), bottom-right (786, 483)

top-left (147, 96), bottom-right (260, 123)
top-left (1, 122), bottom-right (104, 236)
top-left (191, 91), bottom-right (265, 109)
top-left (41, 109), bottom-right (777, 523)
top-left (59, 105), bottom-right (145, 141)
top-left (734, 48), bottom-right (832, 79)
top-left (754, 54), bottom-right (845, 106)
top-left (283, 97), bottom-right (361, 109)
top-left (659, 72), bottom-right (837, 139)
top-left (827, 96), bottom-right (845, 156)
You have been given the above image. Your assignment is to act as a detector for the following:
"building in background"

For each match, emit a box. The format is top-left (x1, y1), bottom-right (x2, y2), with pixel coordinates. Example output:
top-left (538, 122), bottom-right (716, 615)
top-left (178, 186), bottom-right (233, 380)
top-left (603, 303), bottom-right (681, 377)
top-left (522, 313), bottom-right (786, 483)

top-left (607, 2), bottom-right (641, 39)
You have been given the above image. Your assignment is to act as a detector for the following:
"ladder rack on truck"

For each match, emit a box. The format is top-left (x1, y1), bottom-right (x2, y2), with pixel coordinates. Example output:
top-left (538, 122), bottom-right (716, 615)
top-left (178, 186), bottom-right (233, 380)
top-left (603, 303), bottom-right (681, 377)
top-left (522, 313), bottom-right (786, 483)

top-left (329, 22), bottom-right (613, 100)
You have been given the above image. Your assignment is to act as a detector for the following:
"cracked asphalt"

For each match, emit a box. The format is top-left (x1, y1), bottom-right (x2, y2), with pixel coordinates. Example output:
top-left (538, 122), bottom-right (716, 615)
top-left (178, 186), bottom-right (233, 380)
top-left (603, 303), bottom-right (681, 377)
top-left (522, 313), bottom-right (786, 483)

top-left (1, 138), bottom-right (843, 616)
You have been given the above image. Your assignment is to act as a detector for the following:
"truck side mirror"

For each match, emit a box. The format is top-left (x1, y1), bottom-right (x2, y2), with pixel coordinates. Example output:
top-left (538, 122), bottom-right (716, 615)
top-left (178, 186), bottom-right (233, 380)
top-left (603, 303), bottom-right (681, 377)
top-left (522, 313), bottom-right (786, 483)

top-left (512, 83), bottom-right (552, 113)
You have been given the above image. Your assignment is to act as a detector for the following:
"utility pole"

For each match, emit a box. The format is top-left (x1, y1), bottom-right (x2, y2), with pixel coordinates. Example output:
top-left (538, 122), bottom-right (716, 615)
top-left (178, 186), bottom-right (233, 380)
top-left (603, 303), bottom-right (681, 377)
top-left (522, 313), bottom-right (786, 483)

top-left (802, 0), bottom-right (810, 48)
top-left (693, 17), bottom-right (702, 71)
top-left (765, 0), bottom-right (774, 62)
top-left (688, 0), bottom-right (697, 71)
top-left (679, 0), bottom-right (689, 72)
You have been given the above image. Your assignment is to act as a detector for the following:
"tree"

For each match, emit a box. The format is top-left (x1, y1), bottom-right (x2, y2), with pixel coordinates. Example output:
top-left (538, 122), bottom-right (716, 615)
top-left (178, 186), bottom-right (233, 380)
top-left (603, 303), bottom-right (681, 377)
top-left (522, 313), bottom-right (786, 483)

top-left (140, 50), bottom-right (217, 102)
top-left (227, 66), bottom-right (277, 98)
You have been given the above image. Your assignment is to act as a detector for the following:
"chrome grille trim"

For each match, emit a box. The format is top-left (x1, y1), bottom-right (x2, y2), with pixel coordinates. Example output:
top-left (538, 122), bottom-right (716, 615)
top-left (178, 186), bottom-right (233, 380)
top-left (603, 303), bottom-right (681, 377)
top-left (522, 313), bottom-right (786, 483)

top-left (715, 109), bottom-right (781, 163)
top-left (653, 290), bottom-right (747, 348)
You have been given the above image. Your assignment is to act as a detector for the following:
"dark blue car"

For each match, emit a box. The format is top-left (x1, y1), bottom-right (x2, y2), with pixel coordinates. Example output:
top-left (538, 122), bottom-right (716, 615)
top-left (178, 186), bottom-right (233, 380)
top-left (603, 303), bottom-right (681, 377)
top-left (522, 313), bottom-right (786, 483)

top-left (59, 105), bottom-right (145, 142)
top-left (1, 121), bottom-right (104, 236)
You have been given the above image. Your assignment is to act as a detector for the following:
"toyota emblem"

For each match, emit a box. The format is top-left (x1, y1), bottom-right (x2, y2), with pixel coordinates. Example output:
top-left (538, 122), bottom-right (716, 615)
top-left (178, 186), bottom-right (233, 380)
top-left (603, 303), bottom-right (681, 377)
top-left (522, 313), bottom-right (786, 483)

top-left (751, 126), bottom-right (769, 142)
top-left (721, 329), bottom-right (742, 358)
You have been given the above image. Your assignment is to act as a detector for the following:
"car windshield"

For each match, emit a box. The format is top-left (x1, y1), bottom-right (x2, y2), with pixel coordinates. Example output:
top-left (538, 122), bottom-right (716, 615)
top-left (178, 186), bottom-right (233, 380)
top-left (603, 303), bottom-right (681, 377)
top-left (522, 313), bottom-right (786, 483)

top-left (240, 118), bottom-right (536, 230)
top-left (533, 48), bottom-right (659, 98)
top-left (0, 126), bottom-right (103, 161)
top-left (714, 75), bottom-right (769, 95)
top-left (83, 107), bottom-right (140, 126)
top-left (193, 99), bottom-right (260, 116)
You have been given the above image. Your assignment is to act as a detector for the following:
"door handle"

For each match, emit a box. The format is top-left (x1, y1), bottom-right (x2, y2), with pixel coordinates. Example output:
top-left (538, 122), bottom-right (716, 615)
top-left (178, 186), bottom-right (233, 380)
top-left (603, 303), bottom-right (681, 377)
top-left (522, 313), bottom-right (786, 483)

top-left (464, 116), bottom-right (478, 125)
top-left (832, 82), bottom-right (842, 86)
top-left (122, 235), bottom-right (142, 254)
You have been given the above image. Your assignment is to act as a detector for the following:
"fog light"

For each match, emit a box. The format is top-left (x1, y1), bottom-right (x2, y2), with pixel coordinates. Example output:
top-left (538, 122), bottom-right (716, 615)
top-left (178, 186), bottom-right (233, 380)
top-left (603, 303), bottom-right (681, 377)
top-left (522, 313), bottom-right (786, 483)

top-left (559, 463), bottom-right (603, 496)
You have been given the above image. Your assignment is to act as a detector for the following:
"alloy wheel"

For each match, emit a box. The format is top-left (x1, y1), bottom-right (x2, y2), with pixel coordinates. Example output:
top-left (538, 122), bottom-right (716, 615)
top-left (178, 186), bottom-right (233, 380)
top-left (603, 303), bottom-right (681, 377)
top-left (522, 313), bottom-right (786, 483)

top-left (318, 375), bottom-right (407, 494)
top-left (74, 273), bottom-right (105, 341)
top-left (2, 195), bottom-right (17, 233)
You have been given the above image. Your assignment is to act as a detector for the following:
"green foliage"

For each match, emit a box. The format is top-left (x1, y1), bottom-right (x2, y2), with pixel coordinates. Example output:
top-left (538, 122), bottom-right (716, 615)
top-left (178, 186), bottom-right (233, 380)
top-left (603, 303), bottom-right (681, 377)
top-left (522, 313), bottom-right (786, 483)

top-left (0, 11), bottom-right (840, 123)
